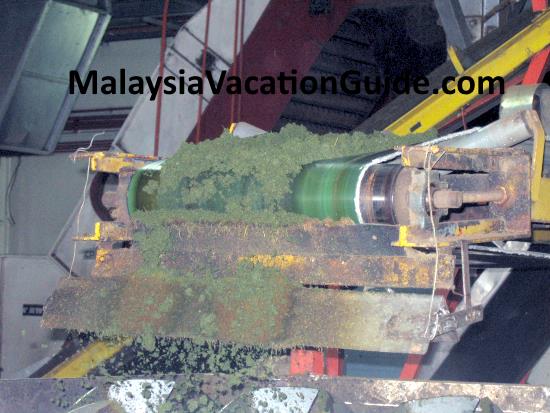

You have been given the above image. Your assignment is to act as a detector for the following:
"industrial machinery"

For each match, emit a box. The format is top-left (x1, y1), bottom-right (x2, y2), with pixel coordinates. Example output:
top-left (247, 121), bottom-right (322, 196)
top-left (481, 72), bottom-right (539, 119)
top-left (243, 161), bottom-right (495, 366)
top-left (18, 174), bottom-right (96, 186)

top-left (43, 85), bottom-right (549, 357)
top-left (4, 1), bottom-right (546, 411)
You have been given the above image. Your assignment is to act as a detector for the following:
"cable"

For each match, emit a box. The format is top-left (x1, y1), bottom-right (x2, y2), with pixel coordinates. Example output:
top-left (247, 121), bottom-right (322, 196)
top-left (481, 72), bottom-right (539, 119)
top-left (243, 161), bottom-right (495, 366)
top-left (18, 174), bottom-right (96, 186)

top-left (5, 157), bottom-right (21, 225)
top-left (461, 107), bottom-right (468, 130)
top-left (68, 131), bottom-right (105, 277)
top-left (195, 0), bottom-right (213, 144)
top-left (422, 149), bottom-right (446, 340)
top-left (154, 0), bottom-right (171, 157)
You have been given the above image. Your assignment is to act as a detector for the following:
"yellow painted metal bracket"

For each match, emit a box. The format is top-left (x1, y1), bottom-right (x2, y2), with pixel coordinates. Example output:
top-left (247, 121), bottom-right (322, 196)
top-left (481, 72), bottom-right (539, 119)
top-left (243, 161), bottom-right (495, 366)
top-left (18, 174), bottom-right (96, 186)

top-left (74, 222), bottom-right (102, 241)
top-left (72, 151), bottom-right (157, 174)
top-left (448, 45), bottom-right (465, 74)
top-left (74, 222), bottom-right (133, 242)
top-left (385, 10), bottom-right (550, 135)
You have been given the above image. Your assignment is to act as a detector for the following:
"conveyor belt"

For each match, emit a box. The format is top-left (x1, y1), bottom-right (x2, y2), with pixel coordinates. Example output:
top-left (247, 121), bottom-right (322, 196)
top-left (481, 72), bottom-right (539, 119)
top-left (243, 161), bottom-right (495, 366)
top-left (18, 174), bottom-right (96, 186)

top-left (276, 7), bottom-right (447, 134)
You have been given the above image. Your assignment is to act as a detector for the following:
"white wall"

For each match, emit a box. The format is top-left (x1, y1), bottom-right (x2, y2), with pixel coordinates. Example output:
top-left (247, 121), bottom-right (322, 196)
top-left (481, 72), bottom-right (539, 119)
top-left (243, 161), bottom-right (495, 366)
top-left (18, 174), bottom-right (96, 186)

top-left (0, 256), bottom-right (66, 378)
top-left (4, 154), bottom-right (88, 256)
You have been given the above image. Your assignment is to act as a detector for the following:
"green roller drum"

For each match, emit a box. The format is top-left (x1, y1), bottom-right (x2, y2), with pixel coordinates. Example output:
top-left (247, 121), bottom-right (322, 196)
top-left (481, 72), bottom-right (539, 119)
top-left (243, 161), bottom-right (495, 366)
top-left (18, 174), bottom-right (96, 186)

top-left (127, 160), bottom-right (164, 213)
top-left (126, 154), bottom-right (405, 224)
top-left (291, 155), bottom-right (405, 224)
top-left (291, 156), bottom-right (368, 223)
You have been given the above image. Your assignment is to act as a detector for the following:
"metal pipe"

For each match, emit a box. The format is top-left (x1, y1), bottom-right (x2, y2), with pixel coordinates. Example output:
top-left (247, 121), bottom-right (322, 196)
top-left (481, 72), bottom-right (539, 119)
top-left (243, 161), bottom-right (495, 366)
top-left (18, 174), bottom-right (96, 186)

top-left (463, 188), bottom-right (506, 204)
top-left (432, 188), bottom-right (507, 209)
top-left (442, 110), bottom-right (535, 149)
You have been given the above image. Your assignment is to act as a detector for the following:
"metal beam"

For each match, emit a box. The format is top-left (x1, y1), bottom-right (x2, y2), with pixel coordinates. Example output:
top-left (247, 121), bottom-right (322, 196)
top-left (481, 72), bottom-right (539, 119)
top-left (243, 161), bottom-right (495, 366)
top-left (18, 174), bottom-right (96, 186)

top-left (434, 0), bottom-right (473, 50)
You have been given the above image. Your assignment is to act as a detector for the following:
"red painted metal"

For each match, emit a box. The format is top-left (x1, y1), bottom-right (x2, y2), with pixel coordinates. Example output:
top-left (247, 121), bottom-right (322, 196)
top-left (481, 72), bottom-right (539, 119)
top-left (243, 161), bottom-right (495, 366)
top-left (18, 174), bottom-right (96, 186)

top-left (230, 0), bottom-right (242, 125)
top-left (325, 284), bottom-right (345, 376)
top-left (326, 348), bottom-right (345, 376)
top-left (195, 0), bottom-right (213, 144)
top-left (519, 370), bottom-right (531, 384)
top-left (290, 284), bottom-right (345, 376)
top-left (399, 354), bottom-right (423, 380)
top-left (532, 0), bottom-right (548, 12)
top-left (188, 0), bottom-right (362, 142)
top-left (237, 0), bottom-right (246, 122)
top-left (523, 47), bottom-right (550, 85)
top-left (290, 349), bottom-right (325, 375)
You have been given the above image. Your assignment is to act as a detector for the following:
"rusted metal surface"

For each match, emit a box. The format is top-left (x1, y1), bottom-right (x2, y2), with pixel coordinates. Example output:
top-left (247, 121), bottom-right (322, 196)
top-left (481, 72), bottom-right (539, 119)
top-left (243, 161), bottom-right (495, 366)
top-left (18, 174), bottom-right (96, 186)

top-left (87, 219), bottom-right (457, 288)
top-left (159, 220), bottom-right (408, 257)
top-left (247, 254), bottom-right (454, 289)
top-left (73, 151), bottom-right (156, 174)
top-left (43, 275), bottom-right (444, 353)
top-left (93, 248), bottom-right (455, 289)
top-left (91, 220), bottom-right (455, 289)
top-left (432, 188), bottom-right (507, 209)
top-left (92, 248), bottom-right (142, 278)
top-left (160, 251), bottom-right (455, 289)
top-left (397, 145), bottom-right (531, 247)
top-left (267, 376), bottom-right (550, 412)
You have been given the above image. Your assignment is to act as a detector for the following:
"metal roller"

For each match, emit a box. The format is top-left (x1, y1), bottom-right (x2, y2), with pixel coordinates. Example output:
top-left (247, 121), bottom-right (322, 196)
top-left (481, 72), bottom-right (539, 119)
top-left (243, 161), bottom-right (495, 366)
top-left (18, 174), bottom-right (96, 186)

top-left (126, 154), bottom-right (413, 225)
top-left (126, 105), bottom-right (544, 225)
top-left (292, 159), bottom-right (408, 224)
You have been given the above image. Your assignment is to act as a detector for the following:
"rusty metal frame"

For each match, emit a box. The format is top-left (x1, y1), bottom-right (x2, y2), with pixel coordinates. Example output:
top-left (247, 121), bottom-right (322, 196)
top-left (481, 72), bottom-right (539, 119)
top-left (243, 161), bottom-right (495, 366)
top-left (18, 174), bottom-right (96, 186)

top-left (75, 152), bottom-right (458, 291)
top-left (46, 144), bottom-right (534, 357)
top-left (396, 145), bottom-right (531, 248)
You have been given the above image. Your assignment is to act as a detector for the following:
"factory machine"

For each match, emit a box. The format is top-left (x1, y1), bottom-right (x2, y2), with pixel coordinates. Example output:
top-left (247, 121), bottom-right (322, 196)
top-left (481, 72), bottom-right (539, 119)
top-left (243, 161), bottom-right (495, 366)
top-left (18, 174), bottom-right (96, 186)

top-left (0, 1), bottom-right (549, 411)
top-left (42, 85), bottom-right (549, 356)
top-left (21, 84), bottom-right (550, 412)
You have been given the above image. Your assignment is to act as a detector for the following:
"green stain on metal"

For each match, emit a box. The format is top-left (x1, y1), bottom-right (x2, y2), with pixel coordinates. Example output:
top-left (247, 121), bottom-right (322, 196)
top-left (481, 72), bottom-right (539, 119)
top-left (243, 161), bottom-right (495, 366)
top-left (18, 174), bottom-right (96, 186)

top-left (133, 225), bottom-right (172, 267)
top-left (105, 262), bottom-right (299, 346)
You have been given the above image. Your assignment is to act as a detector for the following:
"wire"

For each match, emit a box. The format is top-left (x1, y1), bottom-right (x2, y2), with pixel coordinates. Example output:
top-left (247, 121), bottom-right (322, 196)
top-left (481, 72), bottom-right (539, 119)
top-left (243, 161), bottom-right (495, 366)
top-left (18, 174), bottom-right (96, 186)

top-left (422, 148), bottom-right (446, 340)
top-left (195, 0), bottom-right (213, 144)
top-left (68, 131), bottom-right (105, 277)
top-left (5, 157), bottom-right (21, 225)
top-left (154, 0), bottom-right (171, 157)
top-left (461, 107), bottom-right (468, 130)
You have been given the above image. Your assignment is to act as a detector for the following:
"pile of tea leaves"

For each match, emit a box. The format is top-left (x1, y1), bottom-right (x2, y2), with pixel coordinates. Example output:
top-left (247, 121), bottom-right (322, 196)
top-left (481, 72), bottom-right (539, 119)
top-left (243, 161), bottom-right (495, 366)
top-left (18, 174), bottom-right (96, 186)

top-left (143, 124), bottom-right (433, 226)
top-left (113, 125), bottom-right (436, 398)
